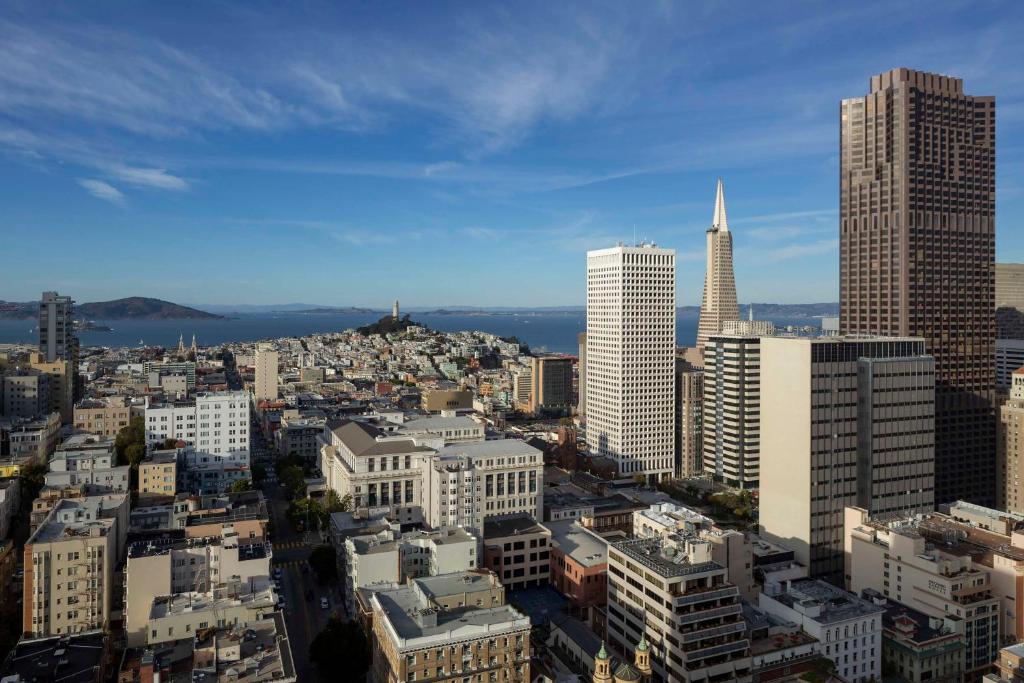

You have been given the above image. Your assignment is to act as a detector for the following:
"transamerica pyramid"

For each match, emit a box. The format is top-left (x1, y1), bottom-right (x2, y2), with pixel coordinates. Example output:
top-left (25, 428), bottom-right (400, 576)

top-left (695, 179), bottom-right (739, 351)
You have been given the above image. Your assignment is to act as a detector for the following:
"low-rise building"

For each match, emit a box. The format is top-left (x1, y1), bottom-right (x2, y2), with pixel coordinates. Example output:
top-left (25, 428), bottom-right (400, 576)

top-left (546, 519), bottom-right (607, 619)
top-left (845, 506), bottom-right (1001, 678)
top-left (0, 630), bottom-right (110, 683)
top-left (45, 434), bottom-right (130, 493)
top-left (865, 589), bottom-right (965, 683)
top-left (607, 535), bottom-right (752, 682)
top-left (124, 527), bottom-right (273, 646)
top-left (758, 578), bottom-right (883, 683)
top-left (992, 641), bottom-right (1024, 682)
top-left (343, 526), bottom-right (477, 614)
top-left (273, 411), bottom-right (325, 464)
top-left (482, 514), bottom-right (551, 592)
top-left (7, 411), bottom-right (61, 465)
top-left (74, 396), bottom-right (134, 437)
top-left (138, 450), bottom-right (177, 498)
top-left (369, 572), bottom-right (531, 683)
top-left (146, 587), bottom-right (277, 646)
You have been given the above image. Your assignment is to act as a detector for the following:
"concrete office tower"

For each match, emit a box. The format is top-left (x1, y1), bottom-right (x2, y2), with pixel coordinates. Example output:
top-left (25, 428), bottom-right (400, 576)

top-left (759, 336), bottom-right (935, 582)
top-left (997, 264), bottom-right (1024, 311)
top-left (840, 68), bottom-right (996, 506)
top-left (577, 332), bottom-right (587, 417)
top-left (586, 243), bottom-right (676, 483)
top-left (675, 355), bottom-right (704, 478)
top-left (529, 354), bottom-right (574, 414)
top-left (253, 343), bottom-right (279, 401)
top-left (38, 291), bottom-right (77, 363)
top-left (702, 335), bottom-right (760, 488)
top-left (695, 180), bottom-right (739, 351)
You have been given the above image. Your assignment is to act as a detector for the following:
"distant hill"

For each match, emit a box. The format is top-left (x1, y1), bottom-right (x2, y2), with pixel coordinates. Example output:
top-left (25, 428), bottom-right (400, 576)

top-left (0, 297), bottom-right (222, 320)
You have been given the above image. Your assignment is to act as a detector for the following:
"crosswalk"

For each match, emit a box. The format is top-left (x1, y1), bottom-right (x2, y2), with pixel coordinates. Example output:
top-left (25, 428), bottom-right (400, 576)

top-left (272, 541), bottom-right (308, 551)
top-left (272, 558), bottom-right (307, 568)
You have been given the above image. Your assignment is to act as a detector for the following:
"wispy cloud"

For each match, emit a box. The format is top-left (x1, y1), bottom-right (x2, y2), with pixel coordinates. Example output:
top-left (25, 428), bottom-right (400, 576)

top-left (107, 164), bottom-right (188, 190)
top-left (763, 238), bottom-right (839, 262)
top-left (77, 178), bottom-right (124, 204)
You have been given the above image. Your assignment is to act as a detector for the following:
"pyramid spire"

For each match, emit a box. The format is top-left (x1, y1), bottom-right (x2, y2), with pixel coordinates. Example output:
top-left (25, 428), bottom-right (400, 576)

top-left (712, 178), bottom-right (728, 232)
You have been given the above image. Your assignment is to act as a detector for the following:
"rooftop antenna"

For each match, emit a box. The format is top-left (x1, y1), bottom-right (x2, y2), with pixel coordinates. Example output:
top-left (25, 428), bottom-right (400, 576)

top-left (633, 223), bottom-right (637, 246)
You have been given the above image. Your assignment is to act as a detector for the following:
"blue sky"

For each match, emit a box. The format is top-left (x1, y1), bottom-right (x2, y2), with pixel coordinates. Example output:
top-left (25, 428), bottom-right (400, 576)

top-left (1, 1), bottom-right (1022, 308)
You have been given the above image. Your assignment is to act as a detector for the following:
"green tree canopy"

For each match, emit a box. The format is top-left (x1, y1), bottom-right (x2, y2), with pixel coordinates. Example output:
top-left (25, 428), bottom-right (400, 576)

top-left (310, 618), bottom-right (369, 681)
top-left (228, 479), bottom-right (253, 493)
top-left (308, 545), bottom-right (338, 584)
top-left (114, 416), bottom-right (146, 466)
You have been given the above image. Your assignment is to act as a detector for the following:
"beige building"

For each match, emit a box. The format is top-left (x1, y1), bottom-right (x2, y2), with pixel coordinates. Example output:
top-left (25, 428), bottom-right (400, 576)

top-left (2, 368), bottom-right (51, 419)
top-left (674, 357), bottom-right (703, 479)
top-left (147, 587), bottom-right (276, 646)
top-left (1000, 367), bottom-right (1024, 513)
top-left (73, 396), bottom-right (133, 437)
top-left (607, 535), bottom-right (751, 682)
top-left (138, 451), bottom-right (178, 498)
top-left (27, 353), bottom-right (73, 424)
top-left (370, 571), bottom-right (530, 683)
top-left (23, 496), bottom-right (127, 637)
top-left (997, 264), bottom-right (1024, 312)
top-left (993, 642), bottom-right (1024, 682)
top-left (253, 344), bottom-right (279, 402)
top-left (7, 411), bottom-right (61, 466)
top-left (695, 179), bottom-right (740, 352)
top-left (124, 527), bottom-right (272, 646)
top-left (760, 336), bottom-right (935, 581)
top-left (845, 506), bottom-right (1001, 678)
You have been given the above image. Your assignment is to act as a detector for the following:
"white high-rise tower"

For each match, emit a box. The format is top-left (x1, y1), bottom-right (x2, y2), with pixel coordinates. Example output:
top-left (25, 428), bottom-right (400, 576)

top-left (696, 179), bottom-right (739, 352)
top-left (585, 242), bottom-right (676, 483)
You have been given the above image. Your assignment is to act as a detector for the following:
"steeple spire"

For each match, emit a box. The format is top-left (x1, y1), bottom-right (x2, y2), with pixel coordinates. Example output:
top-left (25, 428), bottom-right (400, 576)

top-left (712, 178), bottom-right (729, 232)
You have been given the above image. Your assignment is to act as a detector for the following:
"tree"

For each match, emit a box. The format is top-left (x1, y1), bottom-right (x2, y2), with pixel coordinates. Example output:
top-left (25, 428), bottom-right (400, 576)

top-left (19, 462), bottom-right (49, 507)
top-left (124, 443), bottom-right (146, 468)
top-left (114, 416), bottom-right (146, 466)
top-left (308, 545), bottom-right (338, 584)
top-left (228, 479), bottom-right (253, 493)
top-left (310, 618), bottom-right (369, 681)
top-left (251, 463), bottom-right (267, 483)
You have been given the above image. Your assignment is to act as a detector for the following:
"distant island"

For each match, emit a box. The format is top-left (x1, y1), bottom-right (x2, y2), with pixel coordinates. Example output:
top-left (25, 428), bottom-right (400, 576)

top-left (0, 297), bottom-right (223, 320)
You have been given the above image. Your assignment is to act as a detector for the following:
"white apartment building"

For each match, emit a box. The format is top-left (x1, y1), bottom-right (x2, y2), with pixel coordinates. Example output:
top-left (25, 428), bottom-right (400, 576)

top-left (702, 334), bottom-right (761, 488)
top-left (45, 436), bottom-right (130, 493)
top-left (342, 526), bottom-right (476, 613)
top-left (254, 344), bottom-right (279, 401)
top-left (844, 506), bottom-right (1001, 677)
top-left (586, 243), bottom-right (676, 483)
top-left (146, 391), bottom-right (250, 463)
top-left (758, 578), bottom-right (883, 683)
top-left (147, 588), bottom-right (276, 646)
top-left (419, 439), bottom-right (543, 541)
top-left (606, 536), bottom-right (752, 682)
top-left (759, 336), bottom-right (935, 582)
top-left (124, 528), bottom-right (272, 646)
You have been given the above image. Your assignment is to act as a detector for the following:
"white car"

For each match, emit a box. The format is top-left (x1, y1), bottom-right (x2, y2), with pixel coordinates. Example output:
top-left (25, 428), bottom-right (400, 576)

top-left (320, 597), bottom-right (329, 610)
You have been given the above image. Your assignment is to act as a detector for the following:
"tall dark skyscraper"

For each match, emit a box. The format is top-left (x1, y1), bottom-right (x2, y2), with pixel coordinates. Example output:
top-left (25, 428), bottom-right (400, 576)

top-left (840, 68), bottom-right (996, 505)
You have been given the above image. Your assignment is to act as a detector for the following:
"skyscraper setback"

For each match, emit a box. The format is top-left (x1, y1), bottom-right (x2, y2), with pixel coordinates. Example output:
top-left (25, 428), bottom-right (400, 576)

top-left (695, 179), bottom-right (739, 351)
top-left (839, 68), bottom-right (996, 506)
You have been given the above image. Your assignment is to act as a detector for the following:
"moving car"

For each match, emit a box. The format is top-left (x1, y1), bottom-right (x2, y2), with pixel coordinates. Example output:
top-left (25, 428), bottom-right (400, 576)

top-left (320, 597), bottom-right (329, 610)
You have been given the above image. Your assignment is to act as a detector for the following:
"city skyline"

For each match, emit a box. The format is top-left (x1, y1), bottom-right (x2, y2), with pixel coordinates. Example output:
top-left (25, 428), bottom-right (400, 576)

top-left (1, 2), bottom-right (1023, 306)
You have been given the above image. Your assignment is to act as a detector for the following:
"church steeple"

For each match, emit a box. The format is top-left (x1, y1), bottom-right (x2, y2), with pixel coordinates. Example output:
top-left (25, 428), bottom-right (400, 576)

top-left (635, 635), bottom-right (651, 682)
top-left (593, 641), bottom-right (612, 683)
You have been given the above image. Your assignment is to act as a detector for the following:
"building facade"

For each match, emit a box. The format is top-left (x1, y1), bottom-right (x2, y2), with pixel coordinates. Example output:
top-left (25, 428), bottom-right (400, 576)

top-left (839, 68), bottom-right (996, 506)
top-left (38, 291), bottom-right (77, 366)
top-left (528, 355), bottom-right (574, 414)
top-left (73, 396), bottom-right (133, 438)
top-left (674, 357), bottom-right (703, 479)
top-left (254, 344), bottom-right (279, 402)
top-left (586, 243), bottom-right (676, 483)
top-left (702, 335), bottom-right (760, 488)
top-left (482, 514), bottom-right (551, 592)
top-left (759, 336), bottom-right (935, 581)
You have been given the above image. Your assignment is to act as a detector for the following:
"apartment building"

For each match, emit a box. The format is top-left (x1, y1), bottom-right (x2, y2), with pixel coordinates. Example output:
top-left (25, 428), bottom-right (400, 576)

top-left (482, 514), bottom-right (551, 592)
top-left (23, 495), bottom-right (129, 637)
top-left (74, 396), bottom-right (133, 437)
top-left (274, 411), bottom-right (325, 463)
top-left (45, 435), bottom-right (130, 493)
top-left (420, 439), bottom-right (543, 541)
top-left (606, 536), bottom-right (752, 682)
top-left (864, 589), bottom-right (965, 683)
top-left (343, 527), bottom-right (477, 614)
top-left (370, 572), bottom-right (531, 683)
top-left (254, 344), bottom-right (279, 402)
top-left (2, 368), bottom-right (51, 419)
top-left (146, 391), bottom-right (250, 462)
top-left (138, 451), bottom-right (177, 498)
top-left (147, 587), bottom-right (277, 646)
top-left (124, 528), bottom-right (272, 646)
top-left (7, 412), bottom-right (61, 465)
top-left (38, 291), bottom-right (77, 365)
top-left (760, 336), bottom-right (935, 582)
top-left (586, 243), bottom-right (676, 483)
top-left (142, 360), bottom-right (196, 392)
top-left (845, 506), bottom-right (1001, 676)
top-left (702, 334), bottom-right (760, 489)
top-left (758, 578), bottom-right (883, 683)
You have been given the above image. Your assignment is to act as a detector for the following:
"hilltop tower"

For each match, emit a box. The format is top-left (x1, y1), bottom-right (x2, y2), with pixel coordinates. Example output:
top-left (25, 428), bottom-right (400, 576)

top-left (695, 179), bottom-right (739, 354)
top-left (392, 299), bottom-right (400, 319)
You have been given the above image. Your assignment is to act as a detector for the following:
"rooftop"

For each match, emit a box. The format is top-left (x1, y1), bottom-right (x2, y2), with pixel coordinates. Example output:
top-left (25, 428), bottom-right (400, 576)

top-left (766, 579), bottom-right (884, 624)
top-left (0, 631), bottom-right (107, 683)
top-left (150, 588), bottom-right (276, 619)
top-left (484, 513), bottom-right (549, 539)
top-left (544, 520), bottom-right (607, 567)
top-left (434, 439), bottom-right (542, 461)
top-left (328, 420), bottom-right (432, 456)
top-left (610, 537), bottom-right (719, 578)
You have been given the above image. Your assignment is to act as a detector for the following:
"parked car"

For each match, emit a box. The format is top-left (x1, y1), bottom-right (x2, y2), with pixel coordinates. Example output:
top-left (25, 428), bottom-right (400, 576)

top-left (320, 597), bottom-right (329, 610)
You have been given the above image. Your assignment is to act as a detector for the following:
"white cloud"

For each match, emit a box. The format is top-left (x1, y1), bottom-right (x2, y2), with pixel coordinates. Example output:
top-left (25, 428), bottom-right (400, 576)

top-left (77, 178), bottom-right (124, 204)
top-left (763, 238), bottom-right (839, 262)
top-left (107, 164), bottom-right (188, 190)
